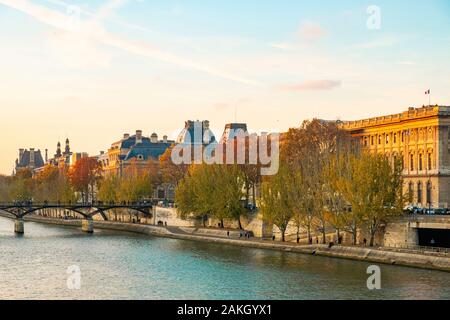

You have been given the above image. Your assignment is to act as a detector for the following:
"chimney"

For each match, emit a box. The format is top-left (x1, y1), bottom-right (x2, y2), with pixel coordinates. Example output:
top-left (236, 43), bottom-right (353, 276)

top-left (45, 149), bottom-right (48, 162)
top-left (151, 133), bottom-right (158, 143)
top-left (19, 149), bottom-right (24, 162)
top-left (136, 130), bottom-right (143, 144)
top-left (123, 133), bottom-right (130, 139)
top-left (30, 148), bottom-right (35, 166)
top-left (163, 135), bottom-right (168, 143)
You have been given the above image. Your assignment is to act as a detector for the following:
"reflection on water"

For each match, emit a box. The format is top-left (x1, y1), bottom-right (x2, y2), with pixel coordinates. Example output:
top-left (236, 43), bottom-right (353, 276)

top-left (0, 217), bottom-right (449, 300)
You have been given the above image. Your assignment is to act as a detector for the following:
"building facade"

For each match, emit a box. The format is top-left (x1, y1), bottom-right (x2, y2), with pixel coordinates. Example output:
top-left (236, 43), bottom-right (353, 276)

top-left (176, 120), bottom-right (216, 145)
top-left (15, 148), bottom-right (45, 173)
top-left (100, 130), bottom-right (174, 176)
top-left (220, 123), bottom-right (248, 143)
top-left (342, 106), bottom-right (450, 209)
top-left (99, 130), bottom-right (175, 201)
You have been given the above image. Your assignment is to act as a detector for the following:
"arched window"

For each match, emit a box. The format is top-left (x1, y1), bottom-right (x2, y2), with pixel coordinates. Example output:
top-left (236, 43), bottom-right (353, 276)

top-left (426, 181), bottom-right (432, 206)
top-left (408, 182), bottom-right (413, 203)
top-left (410, 154), bottom-right (414, 171)
top-left (428, 152), bottom-right (432, 170)
top-left (419, 153), bottom-right (423, 171)
top-left (417, 182), bottom-right (423, 205)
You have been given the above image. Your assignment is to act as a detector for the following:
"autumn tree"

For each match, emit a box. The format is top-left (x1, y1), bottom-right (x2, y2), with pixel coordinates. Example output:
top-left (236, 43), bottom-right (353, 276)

top-left (175, 164), bottom-right (246, 228)
top-left (97, 174), bottom-right (120, 203)
top-left (33, 165), bottom-right (76, 203)
top-left (213, 165), bottom-right (246, 229)
top-left (9, 168), bottom-right (33, 201)
top-left (68, 157), bottom-right (101, 202)
top-left (116, 160), bottom-right (157, 203)
top-left (362, 153), bottom-right (404, 246)
top-left (160, 144), bottom-right (188, 185)
top-left (260, 163), bottom-right (294, 242)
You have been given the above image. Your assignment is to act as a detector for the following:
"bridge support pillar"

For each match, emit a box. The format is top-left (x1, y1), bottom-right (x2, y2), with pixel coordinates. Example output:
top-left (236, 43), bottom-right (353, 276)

top-left (14, 218), bottom-right (24, 234)
top-left (81, 219), bottom-right (94, 233)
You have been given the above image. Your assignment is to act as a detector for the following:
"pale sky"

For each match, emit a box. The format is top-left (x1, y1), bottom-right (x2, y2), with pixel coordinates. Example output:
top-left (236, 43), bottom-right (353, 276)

top-left (0, 0), bottom-right (449, 174)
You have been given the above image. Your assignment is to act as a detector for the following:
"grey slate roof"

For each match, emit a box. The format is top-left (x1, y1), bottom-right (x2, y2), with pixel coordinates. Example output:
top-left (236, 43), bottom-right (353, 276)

top-left (123, 141), bottom-right (173, 161)
top-left (16, 150), bottom-right (45, 169)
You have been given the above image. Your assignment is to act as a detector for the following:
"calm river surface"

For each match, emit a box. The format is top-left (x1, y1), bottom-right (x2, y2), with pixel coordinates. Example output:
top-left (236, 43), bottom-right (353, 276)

top-left (1, 217), bottom-right (449, 300)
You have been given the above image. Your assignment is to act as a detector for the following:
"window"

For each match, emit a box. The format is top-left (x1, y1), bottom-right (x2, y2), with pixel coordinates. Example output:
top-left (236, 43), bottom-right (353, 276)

top-left (408, 182), bottom-right (413, 203)
top-left (428, 153), bottom-right (432, 170)
top-left (364, 137), bottom-right (368, 147)
top-left (426, 182), bottom-right (432, 205)
top-left (394, 133), bottom-right (397, 144)
top-left (371, 136), bottom-right (374, 146)
top-left (417, 182), bottom-right (423, 204)
top-left (401, 131), bottom-right (405, 143)
top-left (378, 135), bottom-right (382, 145)
top-left (386, 134), bottom-right (389, 144)
top-left (410, 154), bottom-right (414, 171)
top-left (419, 153), bottom-right (423, 171)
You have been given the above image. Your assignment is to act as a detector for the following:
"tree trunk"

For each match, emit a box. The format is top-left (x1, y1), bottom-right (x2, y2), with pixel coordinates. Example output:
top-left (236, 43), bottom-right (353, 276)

top-left (296, 225), bottom-right (300, 243)
top-left (307, 224), bottom-right (312, 244)
top-left (352, 228), bottom-right (358, 245)
top-left (322, 223), bottom-right (326, 244)
top-left (252, 184), bottom-right (256, 207)
top-left (281, 229), bottom-right (286, 242)
top-left (245, 181), bottom-right (249, 207)
top-left (369, 234), bottom-right (375, 247)
top-left (220, 219), bottom-right (224, 229)
top-left (238, 216), bottom-right (243, 230)
top-left (336, 228), bottom-right (341, 244)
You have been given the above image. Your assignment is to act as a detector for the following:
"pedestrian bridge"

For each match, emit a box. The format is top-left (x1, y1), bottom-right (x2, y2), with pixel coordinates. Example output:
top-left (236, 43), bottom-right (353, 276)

top-left (0, 202), bottom-right (153, 234)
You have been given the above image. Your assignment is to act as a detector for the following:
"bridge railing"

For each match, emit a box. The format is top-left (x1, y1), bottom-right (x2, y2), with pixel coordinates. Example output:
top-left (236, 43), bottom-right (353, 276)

top-left (0, 201), bottom-right (154, 207)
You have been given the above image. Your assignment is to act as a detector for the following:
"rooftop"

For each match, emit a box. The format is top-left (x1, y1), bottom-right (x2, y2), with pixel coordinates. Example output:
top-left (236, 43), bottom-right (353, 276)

top-left (341, 105), bottom-right (450, 130)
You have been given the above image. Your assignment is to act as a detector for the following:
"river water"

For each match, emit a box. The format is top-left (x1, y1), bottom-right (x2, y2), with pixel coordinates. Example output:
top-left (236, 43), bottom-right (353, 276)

top-left (0, 217), bottom-right (449, 300)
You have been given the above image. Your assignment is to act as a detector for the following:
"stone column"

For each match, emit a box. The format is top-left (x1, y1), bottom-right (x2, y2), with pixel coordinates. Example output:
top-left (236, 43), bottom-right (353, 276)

top-left (14, 218), bottom-right (24, 234)
top-left (81, 219), bottom-right (94, 233)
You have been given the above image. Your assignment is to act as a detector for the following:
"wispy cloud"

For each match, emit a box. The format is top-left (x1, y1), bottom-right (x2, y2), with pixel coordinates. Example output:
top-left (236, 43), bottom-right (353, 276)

top-left (398, 61), bottom-right (417, 66)
top-left (269, 42), bottom-right (293, 50)
top-left (277, 80), bottom-right (342, 91)
top-left (353, 36), bottom-right (397, 49)
top-left (0, 0), bottom-right (261, 86)
top-left (298, 21), bottom-right (327, 41)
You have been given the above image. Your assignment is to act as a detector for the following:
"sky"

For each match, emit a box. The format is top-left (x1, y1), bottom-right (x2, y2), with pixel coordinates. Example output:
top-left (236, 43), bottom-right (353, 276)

top-left (0, 0), bottom-right (449, 174)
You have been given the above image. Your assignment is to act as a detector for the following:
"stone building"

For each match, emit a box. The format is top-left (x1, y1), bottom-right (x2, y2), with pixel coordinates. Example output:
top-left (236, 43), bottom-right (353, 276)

top-left (15, 148), bottom-right (45, 173)
top-left (220, 123), bottom-right (248, 143)
top-left (101, 130), bottom-right (174, 176)
top-left (341, 106), bottom-right (450, 209)
top-left (176, 120), bottom-right (216, 145)
top-left (99, 130), bottom-right (175, 200)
